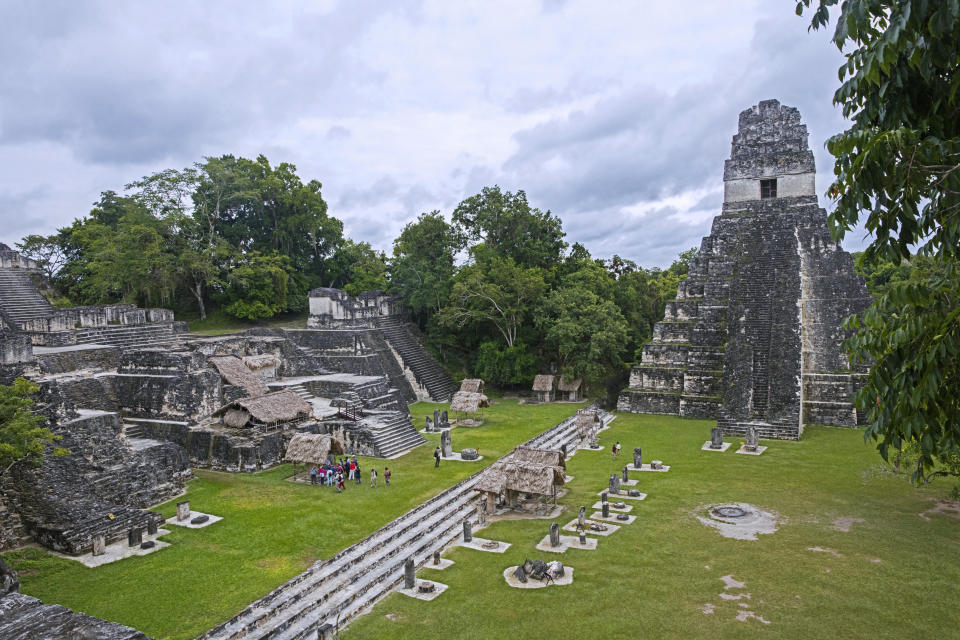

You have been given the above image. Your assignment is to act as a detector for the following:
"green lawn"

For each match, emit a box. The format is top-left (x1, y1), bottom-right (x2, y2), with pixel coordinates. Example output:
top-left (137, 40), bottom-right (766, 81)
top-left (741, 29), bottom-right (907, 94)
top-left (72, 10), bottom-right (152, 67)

top-left (1, 399), bottom-right (586, 640)
top-left (344, 413), bottom-right (960, 640)
top-left (180, 309), bottom-right (309, 336)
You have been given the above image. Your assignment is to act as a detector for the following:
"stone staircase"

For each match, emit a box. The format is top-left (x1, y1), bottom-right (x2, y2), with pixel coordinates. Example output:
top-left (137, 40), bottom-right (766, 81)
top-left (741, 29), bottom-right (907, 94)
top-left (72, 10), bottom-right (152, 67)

top-left (74, 324), bottom-right (179, 349)
top-left (0, 487), bottom-right (32, 550)
top-left (374, 317), bottom-right (456, 402)
top-left (200, 406), bottom-right (610, 640)
top-left (0, 268), bottom-right (53, 326)
top-left (366, 411), bottom-right (426, 458)
top-left (0, 592), bottom-right (152, 640)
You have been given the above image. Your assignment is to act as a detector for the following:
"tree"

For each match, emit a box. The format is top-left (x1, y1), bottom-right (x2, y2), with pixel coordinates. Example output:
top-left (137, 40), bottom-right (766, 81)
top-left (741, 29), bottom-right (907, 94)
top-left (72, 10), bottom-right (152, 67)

top-left (15, 232), bottom-right (72, 281)
top-left (452, 186), bottom-right (567, 269)
top-left (0, 378), bottom-right (67, 477)
top-left (215, 253), bottom-right (291, 320)
top-left (798, 0), bottom-right (960, 480)
top-left (537, 281), bottom-right (628, 386)
top-left (390, 211), bottom-right (463, 324)
top-left (438, 246), bottom-right (547, 348)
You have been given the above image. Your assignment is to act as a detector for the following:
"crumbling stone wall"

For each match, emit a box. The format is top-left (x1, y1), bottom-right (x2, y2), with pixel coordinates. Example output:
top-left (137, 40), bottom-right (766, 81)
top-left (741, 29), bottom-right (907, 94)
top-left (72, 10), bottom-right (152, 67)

top-left (6, 411), bottom-right (187, 554)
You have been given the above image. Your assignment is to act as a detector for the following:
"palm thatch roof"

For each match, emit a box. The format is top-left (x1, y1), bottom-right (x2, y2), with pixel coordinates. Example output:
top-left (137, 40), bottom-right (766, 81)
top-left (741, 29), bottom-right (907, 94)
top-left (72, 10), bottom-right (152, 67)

top-left (475, 460), bottom-right (565, 495)
top-left (209, 356), bottom-right (270, 396)
top-left (449, 391), bottom-right (490, 414)
top-left (459, 378), bottom-right (484, 393)
top-left (511, 446), bottom-right (565, 470)
top-left (557, 377), bottom-right (582, 392)
top-left (532, 374), bottom-right (556, 392)
top-left (216, 390), bottom-right (311, 427)
top-left (284, 433), bottom-right (345, 464)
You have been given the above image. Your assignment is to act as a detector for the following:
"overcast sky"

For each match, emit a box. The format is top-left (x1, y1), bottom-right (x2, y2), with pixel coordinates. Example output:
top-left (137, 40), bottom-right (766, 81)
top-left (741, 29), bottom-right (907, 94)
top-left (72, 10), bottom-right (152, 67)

top-left (0, 0), bottom-right (866, 268)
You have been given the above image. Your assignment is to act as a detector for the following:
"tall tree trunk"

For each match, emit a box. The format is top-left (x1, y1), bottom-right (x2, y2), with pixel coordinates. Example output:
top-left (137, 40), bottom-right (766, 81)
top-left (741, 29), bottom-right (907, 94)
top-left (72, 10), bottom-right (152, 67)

top-left (192, 281), bottom-right (206, 320)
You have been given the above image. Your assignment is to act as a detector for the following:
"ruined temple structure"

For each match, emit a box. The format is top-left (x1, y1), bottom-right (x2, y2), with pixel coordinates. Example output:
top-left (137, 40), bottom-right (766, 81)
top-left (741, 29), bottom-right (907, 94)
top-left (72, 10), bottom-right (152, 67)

top-left (0, 246), bottom-right (444, 556)
top-left (618, 100), bottom-right (872, 440)
top-left (307, 288), bottom-right (457, 402)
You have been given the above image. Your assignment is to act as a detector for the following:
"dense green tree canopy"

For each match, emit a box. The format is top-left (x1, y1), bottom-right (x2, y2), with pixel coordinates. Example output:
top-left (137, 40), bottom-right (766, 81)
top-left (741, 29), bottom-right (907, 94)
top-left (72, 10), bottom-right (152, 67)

top-left (799, 0), bottom-right (960, 480)
top-left (452, 186), bottom-right (567, 269)
top-left (0, 378), bottom-right (67, 477)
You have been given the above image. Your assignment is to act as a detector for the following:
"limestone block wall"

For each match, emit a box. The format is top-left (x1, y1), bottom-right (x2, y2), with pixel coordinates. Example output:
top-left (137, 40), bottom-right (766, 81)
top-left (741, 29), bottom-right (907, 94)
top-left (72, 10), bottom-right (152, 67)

top-left (7, 411), bottom-right (187, 554)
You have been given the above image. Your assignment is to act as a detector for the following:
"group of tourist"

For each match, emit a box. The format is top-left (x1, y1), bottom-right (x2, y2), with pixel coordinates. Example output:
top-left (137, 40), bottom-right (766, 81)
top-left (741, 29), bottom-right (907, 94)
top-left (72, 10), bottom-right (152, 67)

top-left (308, 457), bottom-right (391, 491)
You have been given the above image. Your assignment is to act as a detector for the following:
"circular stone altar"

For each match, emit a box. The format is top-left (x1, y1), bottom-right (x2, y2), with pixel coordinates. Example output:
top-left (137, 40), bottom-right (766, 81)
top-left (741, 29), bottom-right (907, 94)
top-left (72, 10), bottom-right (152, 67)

top-left (697, 503), bottom-right (779, 540)
top-left (711, 506), bottom-right (749, 519)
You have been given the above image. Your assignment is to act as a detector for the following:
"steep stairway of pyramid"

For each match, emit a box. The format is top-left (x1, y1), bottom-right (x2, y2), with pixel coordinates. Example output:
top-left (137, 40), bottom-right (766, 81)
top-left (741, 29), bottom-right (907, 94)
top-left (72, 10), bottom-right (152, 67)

top-left (0, 268), bottom-right (54, 327)
top-left (374, 316), bottom-right (457, 402)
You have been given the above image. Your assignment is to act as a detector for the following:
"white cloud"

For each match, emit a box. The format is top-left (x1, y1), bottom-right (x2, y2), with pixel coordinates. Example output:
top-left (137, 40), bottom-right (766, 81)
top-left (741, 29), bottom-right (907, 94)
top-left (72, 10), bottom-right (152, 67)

top-left (0, 0), bottom-right (866, 265)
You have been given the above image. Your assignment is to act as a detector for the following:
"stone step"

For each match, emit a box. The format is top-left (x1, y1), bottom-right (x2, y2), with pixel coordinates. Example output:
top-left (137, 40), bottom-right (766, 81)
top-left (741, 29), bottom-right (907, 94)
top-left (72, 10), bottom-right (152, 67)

top-left (201, 405), bottom-right (604, 640)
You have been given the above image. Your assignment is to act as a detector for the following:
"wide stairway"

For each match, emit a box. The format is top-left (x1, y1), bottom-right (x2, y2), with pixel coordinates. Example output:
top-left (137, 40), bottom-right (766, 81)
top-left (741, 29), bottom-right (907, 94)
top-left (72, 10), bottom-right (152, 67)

top-left (0, 268), bottom-right (53, 326)
top-left (200, 406), bottom-right (611, 640)
top-left (365, 411), bottom-right (426, 458)
top-left (74, 324), bottom-right (179, 349)
top-left (374, 317), bottom-right (457, 402)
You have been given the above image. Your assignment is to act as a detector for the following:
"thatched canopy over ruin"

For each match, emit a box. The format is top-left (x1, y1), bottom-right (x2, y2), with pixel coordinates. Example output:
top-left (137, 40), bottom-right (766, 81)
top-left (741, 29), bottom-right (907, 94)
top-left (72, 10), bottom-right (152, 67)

top-left (512, 446), bottom-right (565, 470)
top-left (532, 374), bottom-right (556, 392)
top-left (460, 378), bottom-right (484, 393)
top-left (450, 391), bottom-right (489, 414)
top-left (216, 390), bottom-right (311, 428)
top-left (575, 409), bottom-right (601, 428)
top-left (557, 377), bottom-right (582, 392)
top-left (209, 355), bottom-right (270, 396)
top-left (284, 433), bottom-right (344, 465)
top-left (475, 460), bottom-right (565, 496)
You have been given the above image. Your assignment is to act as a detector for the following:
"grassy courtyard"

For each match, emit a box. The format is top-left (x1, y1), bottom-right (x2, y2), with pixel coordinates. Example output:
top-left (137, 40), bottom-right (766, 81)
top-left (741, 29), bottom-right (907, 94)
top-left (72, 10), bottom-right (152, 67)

top-left (344, 413), bottom-right (960, 640)
top-left (1, 399), bottom-right (586, 640)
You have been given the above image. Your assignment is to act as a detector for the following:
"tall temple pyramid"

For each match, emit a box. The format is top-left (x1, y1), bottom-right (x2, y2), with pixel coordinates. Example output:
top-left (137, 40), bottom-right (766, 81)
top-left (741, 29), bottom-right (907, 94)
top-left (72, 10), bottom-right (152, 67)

top-left (618, 99), bottom-right (872, 440)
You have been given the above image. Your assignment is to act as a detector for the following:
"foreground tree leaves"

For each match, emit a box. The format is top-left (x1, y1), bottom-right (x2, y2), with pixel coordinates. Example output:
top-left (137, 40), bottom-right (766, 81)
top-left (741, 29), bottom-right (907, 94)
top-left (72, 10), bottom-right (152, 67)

top-left (799, 0), bottom-right (960, 480)
top-left (0, 378), bottom-right (67, 477)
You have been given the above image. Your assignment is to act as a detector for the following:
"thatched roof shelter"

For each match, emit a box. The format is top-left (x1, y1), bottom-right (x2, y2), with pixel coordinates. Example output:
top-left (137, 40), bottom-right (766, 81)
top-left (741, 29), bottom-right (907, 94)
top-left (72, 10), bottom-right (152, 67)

top-left (512, 445), bottom-right (565, 470)
top-left (450, 391), bottom-right (489, 414)
top-left (532, 374), bottom-right (556, 392)
top-left (459, 378), bottom-right (484, 393)
top-left (557, 377), bottom-right (582, 392)
top-left (216, 390), bottom-right (311, 428)
top-left (209, 356), bottom-right (270, 396)
top-left (284, 433), bottom-right (344, 465)
top-left (475, 460), bottom-right (565, 496)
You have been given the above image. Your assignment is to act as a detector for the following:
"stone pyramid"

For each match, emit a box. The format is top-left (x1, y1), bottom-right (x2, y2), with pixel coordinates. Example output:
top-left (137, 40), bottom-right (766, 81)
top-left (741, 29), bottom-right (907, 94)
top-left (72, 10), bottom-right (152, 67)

top-left (618, 99), bottom-right (872, 440)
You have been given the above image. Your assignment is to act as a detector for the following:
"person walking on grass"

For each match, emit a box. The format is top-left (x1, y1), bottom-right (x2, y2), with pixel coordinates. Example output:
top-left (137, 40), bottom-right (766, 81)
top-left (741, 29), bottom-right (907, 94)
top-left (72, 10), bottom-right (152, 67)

top-left (355, 461), bottom-right (362, 485)
top-left (434, 446), bottom-right (441, 468)
top-left (371, 468), bottom-right (377, 488)
top-left (384, 467), bottom-right (391, 487)
top-left (310, 466), bottom-right (318, 485)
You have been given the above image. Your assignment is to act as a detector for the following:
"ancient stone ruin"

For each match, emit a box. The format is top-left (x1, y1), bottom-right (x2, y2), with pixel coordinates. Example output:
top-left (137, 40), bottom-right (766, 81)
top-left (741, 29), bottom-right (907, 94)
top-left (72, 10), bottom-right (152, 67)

top-left (0, 245), bottom-right (455, 558)
top-left (619, 100), bottom-right (872, 439)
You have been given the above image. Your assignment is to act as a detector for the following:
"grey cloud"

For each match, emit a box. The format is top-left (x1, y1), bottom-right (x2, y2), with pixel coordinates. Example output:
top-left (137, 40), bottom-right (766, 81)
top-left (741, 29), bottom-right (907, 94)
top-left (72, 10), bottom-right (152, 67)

top-left (495, 10), bottom-right (847, 267)
top-left (326, 126), bottom-right (351, 140)
top-left (504, 74), bottom-right (614, 113)
top-left (0, 185), bottom-right (54, 242)
top-left (0, 1), bottom-right (419, 165)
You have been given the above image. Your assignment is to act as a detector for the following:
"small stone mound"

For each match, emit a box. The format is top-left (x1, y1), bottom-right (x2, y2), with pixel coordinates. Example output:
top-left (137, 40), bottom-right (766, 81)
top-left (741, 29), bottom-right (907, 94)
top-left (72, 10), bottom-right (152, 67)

top-left (461, 448), bottom-right (479, 461)
top-left (190, 515), bottom-right (209, 525)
